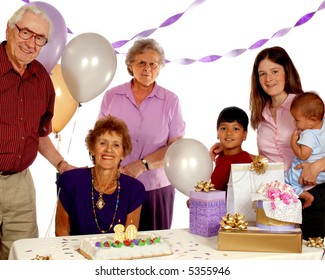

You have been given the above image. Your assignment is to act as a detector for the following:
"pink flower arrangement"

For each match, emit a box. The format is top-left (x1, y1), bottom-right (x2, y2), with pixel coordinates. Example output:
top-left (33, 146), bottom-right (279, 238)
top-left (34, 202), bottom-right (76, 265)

top-left (257, 180), bottom-right (299, 210)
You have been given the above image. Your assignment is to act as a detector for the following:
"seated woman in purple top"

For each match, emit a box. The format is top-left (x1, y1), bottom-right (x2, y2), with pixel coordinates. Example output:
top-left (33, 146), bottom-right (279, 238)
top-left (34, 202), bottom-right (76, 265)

top-left (55, 116), bottom-right (147, 235)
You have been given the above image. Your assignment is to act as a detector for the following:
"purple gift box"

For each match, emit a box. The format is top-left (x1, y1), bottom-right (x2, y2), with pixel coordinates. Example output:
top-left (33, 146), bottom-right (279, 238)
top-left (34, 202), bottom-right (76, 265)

top-left (189, 190), bottom-right (226, 237)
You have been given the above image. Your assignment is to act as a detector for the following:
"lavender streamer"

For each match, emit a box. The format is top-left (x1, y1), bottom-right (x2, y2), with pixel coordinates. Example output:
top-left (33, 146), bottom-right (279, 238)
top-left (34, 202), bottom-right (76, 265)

top-left (20, 0), bottom-right (325, 64)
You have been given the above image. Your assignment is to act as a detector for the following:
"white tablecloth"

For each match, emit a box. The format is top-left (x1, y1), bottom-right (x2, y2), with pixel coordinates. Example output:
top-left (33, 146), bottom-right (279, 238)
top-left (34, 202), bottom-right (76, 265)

top-left (8, 228), bottom-right (324, 260)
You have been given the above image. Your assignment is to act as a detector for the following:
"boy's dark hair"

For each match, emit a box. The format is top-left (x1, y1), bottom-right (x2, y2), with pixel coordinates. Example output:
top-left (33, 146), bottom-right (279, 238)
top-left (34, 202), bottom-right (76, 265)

top-left (217, 106), bottom-right (249, 131)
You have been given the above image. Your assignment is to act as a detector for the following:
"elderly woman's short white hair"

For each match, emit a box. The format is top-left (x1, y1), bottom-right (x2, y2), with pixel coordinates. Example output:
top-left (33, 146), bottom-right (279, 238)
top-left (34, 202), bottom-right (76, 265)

top-left (125, 38), bottom-right (165, 76)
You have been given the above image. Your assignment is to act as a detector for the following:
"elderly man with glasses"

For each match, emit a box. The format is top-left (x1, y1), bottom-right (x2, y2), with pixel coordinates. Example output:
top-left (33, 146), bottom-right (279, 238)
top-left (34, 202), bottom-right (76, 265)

top-left (0, 4), bottom-right (74, 259)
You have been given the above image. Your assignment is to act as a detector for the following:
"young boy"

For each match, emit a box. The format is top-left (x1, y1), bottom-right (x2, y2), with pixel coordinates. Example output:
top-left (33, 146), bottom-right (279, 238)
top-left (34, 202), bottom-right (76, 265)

top-left (186, 106), bottom-right (253, 208)
top-left (285, 91), bottom-right (325, 208)
top-left (210, 106), bottom-right (254, 191)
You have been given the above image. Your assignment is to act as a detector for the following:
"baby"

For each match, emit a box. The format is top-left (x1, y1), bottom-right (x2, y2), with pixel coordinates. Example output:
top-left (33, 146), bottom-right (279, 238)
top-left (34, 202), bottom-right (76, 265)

top-left (285, 91), bottom-right (325, 208)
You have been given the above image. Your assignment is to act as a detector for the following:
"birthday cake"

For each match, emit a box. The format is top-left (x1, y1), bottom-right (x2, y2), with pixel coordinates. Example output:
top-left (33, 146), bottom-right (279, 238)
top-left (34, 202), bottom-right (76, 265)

top-left (79, 233), bottom-right (173, 260)
top-left (79, 223), bottom-right (173, 260)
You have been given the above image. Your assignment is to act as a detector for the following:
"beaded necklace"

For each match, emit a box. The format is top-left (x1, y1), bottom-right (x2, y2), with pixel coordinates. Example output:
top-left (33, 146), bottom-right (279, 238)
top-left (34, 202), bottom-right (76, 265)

top-left (91, 176), bottom-right (121, 233)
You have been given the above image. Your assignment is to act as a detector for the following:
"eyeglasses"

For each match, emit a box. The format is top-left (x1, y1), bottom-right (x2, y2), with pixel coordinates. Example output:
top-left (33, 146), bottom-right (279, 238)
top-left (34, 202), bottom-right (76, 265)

top-left (133, 60), bottom-right (160, 69)
top-left (15, 24), bottom-right (48, 47)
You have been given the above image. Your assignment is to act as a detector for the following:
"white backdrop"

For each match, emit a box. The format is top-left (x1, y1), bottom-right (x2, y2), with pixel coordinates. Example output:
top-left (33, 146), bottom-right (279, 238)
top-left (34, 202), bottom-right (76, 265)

top-left (1, 0), bottom-right (325, 237)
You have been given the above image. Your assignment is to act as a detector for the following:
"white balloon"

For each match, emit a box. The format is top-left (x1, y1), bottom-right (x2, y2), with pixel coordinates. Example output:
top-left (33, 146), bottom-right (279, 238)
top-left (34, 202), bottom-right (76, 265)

top-left (61, 33), bottom-right (117, 103)
top-left (164, 138), bottom-right (213, 196)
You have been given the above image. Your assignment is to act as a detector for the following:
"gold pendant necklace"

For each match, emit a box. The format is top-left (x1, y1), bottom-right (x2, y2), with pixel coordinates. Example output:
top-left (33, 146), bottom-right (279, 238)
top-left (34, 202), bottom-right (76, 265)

top-left (91, 177), bottom-right (121, 233)
top-left (92, 168), bottom-right (120, 210)
top-left (96, 193), bottom-right (106, 210)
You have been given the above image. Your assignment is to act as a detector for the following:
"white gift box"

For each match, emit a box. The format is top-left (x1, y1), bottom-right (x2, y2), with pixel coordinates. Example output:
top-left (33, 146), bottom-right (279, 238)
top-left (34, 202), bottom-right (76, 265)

top-left (227, 162), bottom-right (285, 221)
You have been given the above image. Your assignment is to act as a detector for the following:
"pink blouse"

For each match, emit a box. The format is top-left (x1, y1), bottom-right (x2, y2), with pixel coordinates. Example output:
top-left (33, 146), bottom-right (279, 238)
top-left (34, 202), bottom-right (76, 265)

top-left (257, 94), bottom-right (296, 171)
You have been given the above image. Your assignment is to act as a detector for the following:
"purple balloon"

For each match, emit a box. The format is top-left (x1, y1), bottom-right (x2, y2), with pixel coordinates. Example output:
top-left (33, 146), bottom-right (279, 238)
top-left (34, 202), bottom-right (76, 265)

top-left (26, 1), bottom-right (67, 73)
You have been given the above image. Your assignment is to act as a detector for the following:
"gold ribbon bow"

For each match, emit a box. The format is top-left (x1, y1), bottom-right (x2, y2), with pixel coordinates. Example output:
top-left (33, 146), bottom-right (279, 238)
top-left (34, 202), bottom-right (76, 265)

top-left (250, 155), bottom-right (269, 174)
top-left (220, 213), bottom-right (248, 230)
top-left (306, 237), bottom-right (324, 248)
top-left (194, 180), bottom-right (216, 192)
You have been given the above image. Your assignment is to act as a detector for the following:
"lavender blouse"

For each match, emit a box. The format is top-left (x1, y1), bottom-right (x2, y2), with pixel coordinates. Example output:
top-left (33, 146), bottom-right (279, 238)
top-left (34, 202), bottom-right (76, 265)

top-left (98, 80), bottom-right (186, 191)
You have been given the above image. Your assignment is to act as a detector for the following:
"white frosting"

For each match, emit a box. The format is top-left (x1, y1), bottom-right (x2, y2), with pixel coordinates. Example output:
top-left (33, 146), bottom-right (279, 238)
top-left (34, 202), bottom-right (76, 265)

top-left (80, 234), bottom-right (173, 260)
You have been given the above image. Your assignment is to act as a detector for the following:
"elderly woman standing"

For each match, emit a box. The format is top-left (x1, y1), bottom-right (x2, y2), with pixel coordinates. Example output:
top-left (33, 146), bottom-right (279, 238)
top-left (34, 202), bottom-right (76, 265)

top-left (55, 116), bottom-right (147, 235)
top-left (99, 39), bottom-right (186, 231)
